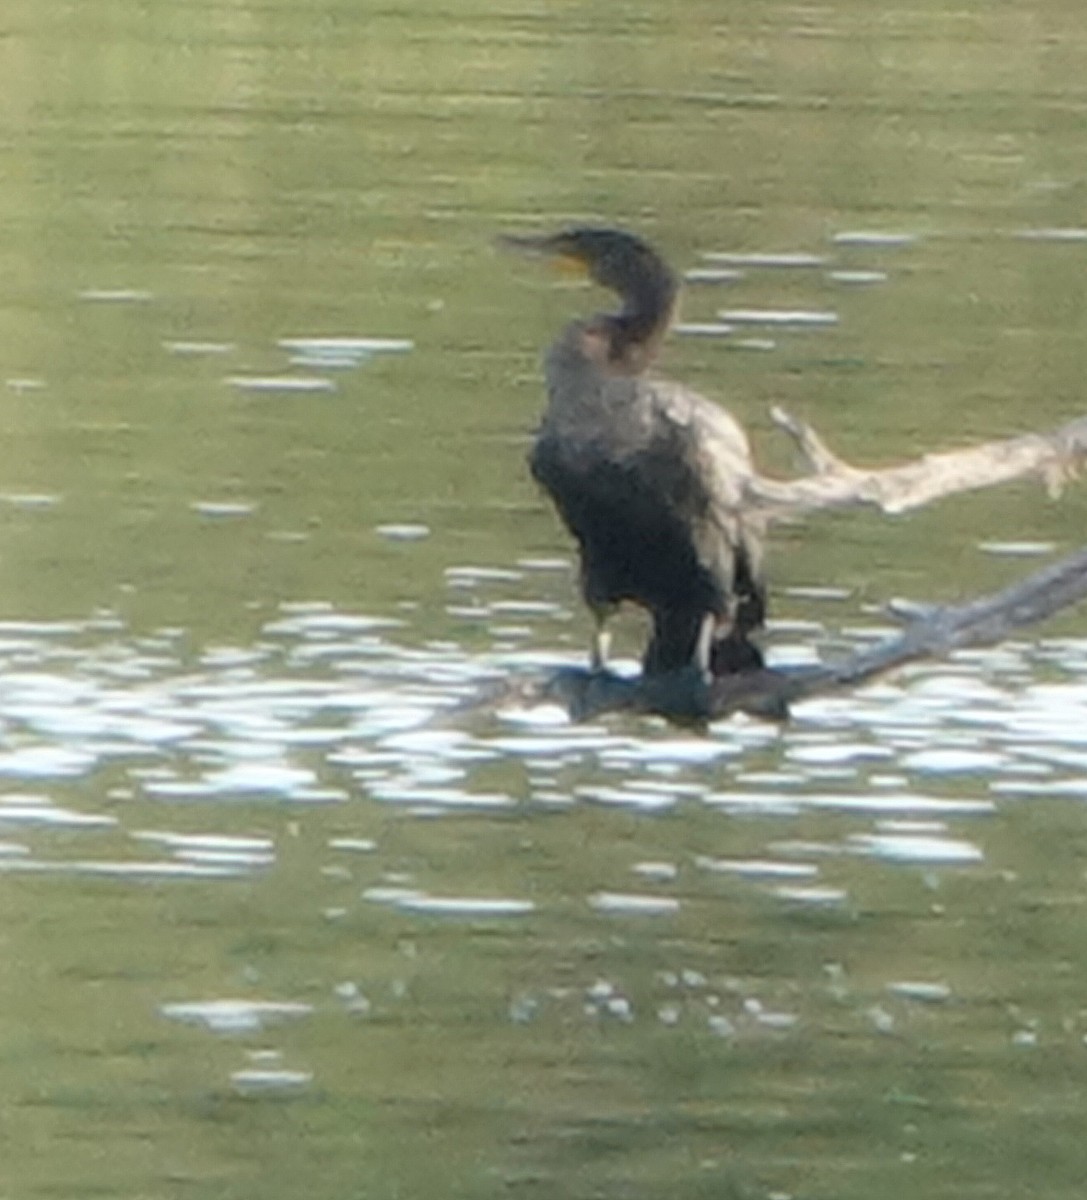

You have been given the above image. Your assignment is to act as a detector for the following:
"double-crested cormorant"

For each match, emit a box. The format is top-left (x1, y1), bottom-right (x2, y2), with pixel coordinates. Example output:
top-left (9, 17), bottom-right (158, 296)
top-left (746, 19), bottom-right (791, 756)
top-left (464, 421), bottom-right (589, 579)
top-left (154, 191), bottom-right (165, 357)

top-left (504, 226), bottom-right (766, 679)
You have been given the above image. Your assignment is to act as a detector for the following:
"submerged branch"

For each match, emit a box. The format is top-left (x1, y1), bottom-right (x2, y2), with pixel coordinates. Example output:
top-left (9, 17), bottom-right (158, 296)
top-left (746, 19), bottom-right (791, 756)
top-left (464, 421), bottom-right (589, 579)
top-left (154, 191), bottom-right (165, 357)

top-left (475, 544), bottom-right (1087, 726)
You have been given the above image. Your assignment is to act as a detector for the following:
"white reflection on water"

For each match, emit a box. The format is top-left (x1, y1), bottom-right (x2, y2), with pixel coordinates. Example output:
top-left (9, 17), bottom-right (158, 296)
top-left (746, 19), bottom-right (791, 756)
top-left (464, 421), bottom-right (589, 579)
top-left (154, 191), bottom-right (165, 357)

top-left (226, 375), bottom-right (337, 394)
top-left (0, 858), bottom-right (258, 879)
top-left (886, 981), bottom-right (952, 1003)
top-left (231, 1069), bottom-right (313, 1096)
top-left (0, 606), bottom-right (1081, 905)
top-left (773, 885), bottom-right (849, 907)
top-left (160, 999), bottom-right (314, 1033)
top-left (848, 833), bottom-right (984, 865)
top-left (0, 794), bottom-right (117, 827)
top-left (386, 894), bottom-right (536, 917)
top-left (694, 856), bottom-right (819, 879)
top-left (132, 830), bottom-right (276, 869)
top-left (588, 891), bottom-right (681, 916)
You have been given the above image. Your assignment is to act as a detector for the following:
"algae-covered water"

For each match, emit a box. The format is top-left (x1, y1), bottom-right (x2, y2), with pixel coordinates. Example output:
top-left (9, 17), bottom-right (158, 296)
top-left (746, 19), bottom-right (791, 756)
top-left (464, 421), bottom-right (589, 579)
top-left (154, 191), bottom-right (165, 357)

top-left (2, 2), bottom-right (1087, 1197)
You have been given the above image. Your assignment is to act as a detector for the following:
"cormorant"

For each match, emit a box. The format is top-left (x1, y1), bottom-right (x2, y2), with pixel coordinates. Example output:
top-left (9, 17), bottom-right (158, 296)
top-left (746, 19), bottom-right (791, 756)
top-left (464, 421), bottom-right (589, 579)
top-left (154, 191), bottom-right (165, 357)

top-left (504, 226), bottom-right (766, 679)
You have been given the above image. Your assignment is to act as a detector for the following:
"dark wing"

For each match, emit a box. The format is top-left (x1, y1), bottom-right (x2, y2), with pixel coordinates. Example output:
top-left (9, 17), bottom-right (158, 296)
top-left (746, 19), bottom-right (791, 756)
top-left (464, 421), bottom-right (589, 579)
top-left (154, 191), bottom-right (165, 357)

top-left (636, 380), bottom-right (767, 672)
top-left (531, 373), bottom-right (764, 629)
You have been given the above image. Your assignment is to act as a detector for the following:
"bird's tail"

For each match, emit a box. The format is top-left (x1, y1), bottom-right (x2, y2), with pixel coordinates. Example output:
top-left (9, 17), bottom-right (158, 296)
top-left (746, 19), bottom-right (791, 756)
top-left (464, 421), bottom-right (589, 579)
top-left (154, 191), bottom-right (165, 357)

top-left (642, 541), bottom-right (767, 678)
top-left (643, 609), bottom-right (704, 676)
top-left (712, 539), bottom-right (767, 675)
top-left (731, 540), bottom-right (766, 635)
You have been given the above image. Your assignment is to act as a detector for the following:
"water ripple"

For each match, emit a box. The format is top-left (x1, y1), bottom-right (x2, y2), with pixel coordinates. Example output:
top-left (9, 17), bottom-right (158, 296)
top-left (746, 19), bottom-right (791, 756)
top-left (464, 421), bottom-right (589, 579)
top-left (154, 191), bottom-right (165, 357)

top-left (0, 607), bottom-right (1079, 914)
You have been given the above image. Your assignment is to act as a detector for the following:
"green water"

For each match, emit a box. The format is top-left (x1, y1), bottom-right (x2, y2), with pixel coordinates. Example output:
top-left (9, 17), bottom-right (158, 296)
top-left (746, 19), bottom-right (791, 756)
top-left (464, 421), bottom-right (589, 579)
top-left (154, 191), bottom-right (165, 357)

top-left (2, 1), bottom-right (1087, 1197)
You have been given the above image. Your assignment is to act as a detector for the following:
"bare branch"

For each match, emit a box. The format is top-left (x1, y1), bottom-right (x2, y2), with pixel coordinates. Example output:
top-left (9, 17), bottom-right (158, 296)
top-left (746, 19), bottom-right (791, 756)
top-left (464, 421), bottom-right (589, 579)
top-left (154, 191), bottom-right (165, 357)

top-left (750, 410), bottom-right (1087, 520)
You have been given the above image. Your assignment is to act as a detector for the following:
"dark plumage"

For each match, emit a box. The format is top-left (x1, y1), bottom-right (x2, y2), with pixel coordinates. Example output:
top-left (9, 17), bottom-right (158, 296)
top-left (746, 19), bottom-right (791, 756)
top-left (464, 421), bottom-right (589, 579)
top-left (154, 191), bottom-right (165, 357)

top-left (504, 227), bottom-right (766, 678)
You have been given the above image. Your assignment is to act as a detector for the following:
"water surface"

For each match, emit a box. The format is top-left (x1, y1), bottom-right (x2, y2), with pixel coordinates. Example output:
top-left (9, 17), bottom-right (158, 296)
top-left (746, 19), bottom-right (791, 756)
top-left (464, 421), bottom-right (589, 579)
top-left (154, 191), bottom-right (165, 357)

top-left (2, 2), bottom-right (1087, 1198)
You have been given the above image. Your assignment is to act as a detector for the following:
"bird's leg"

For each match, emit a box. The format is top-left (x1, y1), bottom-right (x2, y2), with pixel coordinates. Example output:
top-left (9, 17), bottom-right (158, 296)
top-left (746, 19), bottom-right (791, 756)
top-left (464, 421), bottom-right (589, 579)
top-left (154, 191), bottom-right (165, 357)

top-left (590, 608), bottom-right (612, 673)
top-left (694, 613), bottom-right (717, 678)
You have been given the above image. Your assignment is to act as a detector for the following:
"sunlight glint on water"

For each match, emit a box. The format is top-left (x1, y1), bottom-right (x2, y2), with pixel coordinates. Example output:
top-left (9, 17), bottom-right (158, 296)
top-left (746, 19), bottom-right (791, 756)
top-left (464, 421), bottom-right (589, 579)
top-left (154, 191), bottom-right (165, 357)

top-left (4, 1), bottom-right (1087, 1195)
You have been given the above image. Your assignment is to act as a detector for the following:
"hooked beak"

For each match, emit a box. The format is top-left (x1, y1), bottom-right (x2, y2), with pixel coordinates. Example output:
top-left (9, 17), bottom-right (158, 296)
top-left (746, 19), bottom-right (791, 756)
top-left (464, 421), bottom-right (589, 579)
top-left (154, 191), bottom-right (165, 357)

top-left (496, 231), bottom-right (558, 256)
top-left (496, 232), bottom-right (589, 278)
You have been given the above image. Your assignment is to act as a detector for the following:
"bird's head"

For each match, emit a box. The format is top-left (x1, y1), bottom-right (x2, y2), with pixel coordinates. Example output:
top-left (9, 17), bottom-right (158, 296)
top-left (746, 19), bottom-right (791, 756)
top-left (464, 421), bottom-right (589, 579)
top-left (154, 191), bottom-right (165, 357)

top-left (500, 226), bottom-right (680, 367)
top-left (500, 226), bottom-right (671, 294)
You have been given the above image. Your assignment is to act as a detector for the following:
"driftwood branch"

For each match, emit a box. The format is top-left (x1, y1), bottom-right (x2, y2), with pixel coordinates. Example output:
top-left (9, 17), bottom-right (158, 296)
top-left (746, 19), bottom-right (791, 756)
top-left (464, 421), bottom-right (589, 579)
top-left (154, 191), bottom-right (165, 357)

top-left (450, 411), bottom-right (1087, 727)
top-left (465, 544), bottom-right (1087, 726)
top-left (751, 407), bottom-right (1087, 520)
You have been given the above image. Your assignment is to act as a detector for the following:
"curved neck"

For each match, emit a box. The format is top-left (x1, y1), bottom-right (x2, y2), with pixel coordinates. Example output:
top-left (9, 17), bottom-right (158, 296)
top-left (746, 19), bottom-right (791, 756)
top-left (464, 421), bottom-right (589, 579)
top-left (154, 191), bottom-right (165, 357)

top-left (604, 257), bottom-right (680, 369)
